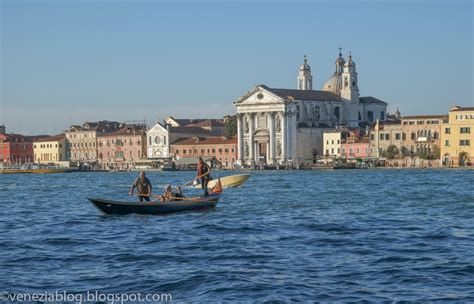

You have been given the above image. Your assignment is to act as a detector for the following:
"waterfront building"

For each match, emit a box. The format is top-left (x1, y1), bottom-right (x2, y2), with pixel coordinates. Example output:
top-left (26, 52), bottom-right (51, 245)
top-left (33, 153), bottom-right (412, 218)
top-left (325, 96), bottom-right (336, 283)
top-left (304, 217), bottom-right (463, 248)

top-left (97, 125), bottom-right (147, 170)
top-left (370, 114), bottom-right (444, 166)
top-left (369, 121), bottom-right (404, 158)
top-left (65, 121), bottom-right (121, 164)
top-left (234, 51), bottom-right (388, 166)
top-left (33, 134), bottom-right (67, 164)
top-left (0, 133), bottom-right (48, 164)
top-left (440, 106), bottom-right (473, 166)
top-left (171, 136), bottom-right (237, 169)
top-left (147, 117), bottom-right (224, 159)
top-left (323, 132), bottom-right (341, 158)
top-left (341, 133), bottom-right (370, 159)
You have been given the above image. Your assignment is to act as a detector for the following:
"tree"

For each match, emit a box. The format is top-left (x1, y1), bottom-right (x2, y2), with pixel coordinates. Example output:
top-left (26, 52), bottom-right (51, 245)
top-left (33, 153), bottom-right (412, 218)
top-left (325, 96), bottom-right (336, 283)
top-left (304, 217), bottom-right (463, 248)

top-left (385, 145), bottom-right (399, 159)
top-left (224, 115), bottom-right (237, 138)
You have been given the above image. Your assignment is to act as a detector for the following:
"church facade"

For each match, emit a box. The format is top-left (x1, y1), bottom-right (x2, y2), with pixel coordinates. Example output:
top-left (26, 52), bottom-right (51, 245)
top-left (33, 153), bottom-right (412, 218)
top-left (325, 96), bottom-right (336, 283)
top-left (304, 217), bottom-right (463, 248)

top-left (234, 51), bottom-right (388, 166)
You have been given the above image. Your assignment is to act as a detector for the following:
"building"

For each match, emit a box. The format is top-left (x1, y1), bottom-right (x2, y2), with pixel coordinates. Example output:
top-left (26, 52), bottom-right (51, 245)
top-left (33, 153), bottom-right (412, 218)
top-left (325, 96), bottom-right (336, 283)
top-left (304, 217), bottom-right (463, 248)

top-left (97, 125), bottom-right (147, 170)
top-left (441, 106), bottom-right (473, 166)
top-left (341, 132), bottom-right (370, 159)
top-left (0, 125), bottom-right (5, 135)
top-left (234, 51), bottom-right (388, 166)
top-left (171, 136), bottom-right (237, 169)
top-left (370, 115), bottom-right (444, 158)
top-left (65, 121), bottom-right (121, 163)
top-left (33, 134), bottom-right (67, 164)
top-left (369, 121), bottom-right (404, 158)
top-left (323, 132), bottom-right (341, 157)
top-left (0, 133), bottom-right (48, 164)
top-left (147, 117), bottom-right (224, 159)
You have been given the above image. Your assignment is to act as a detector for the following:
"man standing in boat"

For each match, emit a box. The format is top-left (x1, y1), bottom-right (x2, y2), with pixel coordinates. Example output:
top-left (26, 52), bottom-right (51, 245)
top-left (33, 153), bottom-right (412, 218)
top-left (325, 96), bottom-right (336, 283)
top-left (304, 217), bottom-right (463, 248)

top-left (129, 171), bottom-right (152, 201)
top-left (196, 157), bottom-right (211, 197)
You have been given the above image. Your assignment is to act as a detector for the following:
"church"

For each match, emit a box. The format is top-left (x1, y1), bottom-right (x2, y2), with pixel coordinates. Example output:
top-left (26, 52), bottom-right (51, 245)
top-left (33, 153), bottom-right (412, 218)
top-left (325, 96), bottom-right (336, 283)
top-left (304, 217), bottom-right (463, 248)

top-left (234, 50), bottom-right (388, 166)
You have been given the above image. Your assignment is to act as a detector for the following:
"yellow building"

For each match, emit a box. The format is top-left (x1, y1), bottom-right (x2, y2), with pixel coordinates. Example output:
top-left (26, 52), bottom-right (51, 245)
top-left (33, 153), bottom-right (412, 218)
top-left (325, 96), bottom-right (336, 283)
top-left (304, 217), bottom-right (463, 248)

top-left (33, 134), bottom-right (67, 164)
top-left (440, 106), bottom-right (474, 166)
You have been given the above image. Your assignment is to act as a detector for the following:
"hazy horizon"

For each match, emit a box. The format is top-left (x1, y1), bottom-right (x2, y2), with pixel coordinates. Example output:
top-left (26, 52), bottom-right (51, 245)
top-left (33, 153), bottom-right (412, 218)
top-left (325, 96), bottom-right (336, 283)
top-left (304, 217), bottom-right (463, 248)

top-left (1, 0), bottom-right (473, 135)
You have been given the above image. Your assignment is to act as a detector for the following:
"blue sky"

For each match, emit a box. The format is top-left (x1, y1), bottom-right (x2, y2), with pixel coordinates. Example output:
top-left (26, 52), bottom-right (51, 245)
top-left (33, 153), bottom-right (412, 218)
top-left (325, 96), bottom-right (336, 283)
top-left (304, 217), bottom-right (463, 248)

top-left (1, 0), bottom-right (473, 135)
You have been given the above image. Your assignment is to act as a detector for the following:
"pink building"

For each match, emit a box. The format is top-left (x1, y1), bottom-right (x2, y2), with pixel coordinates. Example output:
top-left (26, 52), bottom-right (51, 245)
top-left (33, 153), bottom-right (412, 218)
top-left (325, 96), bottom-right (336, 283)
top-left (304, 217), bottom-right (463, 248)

top-left (97, 126), bottom-right (147, 170)
top-left (341, 136), bottom-right (370, 158)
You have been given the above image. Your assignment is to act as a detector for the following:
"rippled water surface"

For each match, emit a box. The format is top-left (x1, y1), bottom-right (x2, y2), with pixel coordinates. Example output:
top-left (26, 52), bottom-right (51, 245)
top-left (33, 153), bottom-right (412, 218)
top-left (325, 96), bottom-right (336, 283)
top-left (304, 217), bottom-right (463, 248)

top-left (1, 169), bottom-right (473, 301)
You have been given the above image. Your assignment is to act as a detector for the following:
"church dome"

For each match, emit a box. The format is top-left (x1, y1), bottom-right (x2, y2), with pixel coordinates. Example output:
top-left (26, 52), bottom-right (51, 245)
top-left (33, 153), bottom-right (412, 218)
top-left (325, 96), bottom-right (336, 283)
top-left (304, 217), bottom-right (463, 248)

top-left (322, 73), bottom-right (342, 94)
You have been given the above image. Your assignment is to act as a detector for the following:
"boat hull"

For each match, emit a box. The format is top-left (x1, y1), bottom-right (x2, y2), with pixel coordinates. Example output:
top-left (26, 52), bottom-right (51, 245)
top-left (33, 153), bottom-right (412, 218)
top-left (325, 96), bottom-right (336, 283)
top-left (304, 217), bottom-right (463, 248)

top-left (88, 195), bottom-right (220, 215)
top-left (194, 174), bottom-right (250, 189)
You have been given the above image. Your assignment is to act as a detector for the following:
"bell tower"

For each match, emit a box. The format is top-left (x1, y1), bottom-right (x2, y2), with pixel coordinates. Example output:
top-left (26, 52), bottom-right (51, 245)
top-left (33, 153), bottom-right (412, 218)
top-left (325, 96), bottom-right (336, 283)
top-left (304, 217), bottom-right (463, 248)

top-left (298, 55), bottom-right (313, 90)
top-left (341, 52), bottom-right (359, 128)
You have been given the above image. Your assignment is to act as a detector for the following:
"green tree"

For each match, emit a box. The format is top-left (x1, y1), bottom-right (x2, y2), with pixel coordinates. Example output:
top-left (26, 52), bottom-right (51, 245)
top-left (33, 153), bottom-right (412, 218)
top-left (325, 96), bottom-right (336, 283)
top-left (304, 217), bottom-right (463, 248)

top-left (224, 115), bottom-right (237, 138)
top-left (385, 145), bottom-right (399, 159)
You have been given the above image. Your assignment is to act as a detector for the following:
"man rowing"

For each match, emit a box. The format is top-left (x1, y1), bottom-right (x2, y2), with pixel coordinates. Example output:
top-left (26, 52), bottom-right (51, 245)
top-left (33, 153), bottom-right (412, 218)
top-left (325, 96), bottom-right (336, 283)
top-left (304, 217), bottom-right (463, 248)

top-left (196, 157), bottom-right (211, 197)
top-left (129, 171), bottom-right (152, 201)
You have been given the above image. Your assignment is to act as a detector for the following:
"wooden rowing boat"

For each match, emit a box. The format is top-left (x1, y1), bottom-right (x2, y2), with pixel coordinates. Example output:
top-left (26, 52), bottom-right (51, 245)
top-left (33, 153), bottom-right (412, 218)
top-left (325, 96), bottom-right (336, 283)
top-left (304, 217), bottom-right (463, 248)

top-left (88, 194), bottom-right (221, 215)
top-left (193, 174), bottom-right (250, 189)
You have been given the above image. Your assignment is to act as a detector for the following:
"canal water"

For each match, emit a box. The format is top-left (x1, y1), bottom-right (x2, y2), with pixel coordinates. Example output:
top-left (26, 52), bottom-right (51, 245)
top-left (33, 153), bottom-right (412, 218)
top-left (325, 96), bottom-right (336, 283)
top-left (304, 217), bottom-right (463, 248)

top-left (1, 169), bottom-right (473, 301)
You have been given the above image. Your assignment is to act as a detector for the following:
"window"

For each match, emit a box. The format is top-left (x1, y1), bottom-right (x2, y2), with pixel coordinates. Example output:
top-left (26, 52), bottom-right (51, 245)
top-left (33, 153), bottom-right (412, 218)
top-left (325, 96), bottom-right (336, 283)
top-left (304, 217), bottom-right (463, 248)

top-left (380, 111), bottom-right (385, 121)
top-left (445, 140), bottom-right (449, 146)
top-left (368, 111), bottom-right (374, 122)
top-left (402, 133), bottom-right (406, 140)
top-left (370, 134), bottom-right (374, 140)
top-left (395, 133), bottom-right (401, 140)
top-left (460, 140), bottom-right (470, 146)
top-left (385, 134), bottom-right (390, 140)
top-left (433, 132), bottom-right (439, 140)
top-left (331, 148), bottom-right (334, 154)
top-left (334, 107), bottom-right (340, 120)
top-left (331, 140), bottom-right (334, 144)
top-left (417, 121), bottom-right (424, 125)
top-left (445, 128), bottom-right (450, 134)
top-left (212, 149), bottom-right (216, 153)
top-left (201, 149), bottom-right (205, 154)
top-left (337, 140), bottom-right (340, 144)
top-left (460, 127), bottom-right (471, 133)
top-left (411, 133), bottom-right (416, 140)
top-left (380, 134), bottom-right (384, 140)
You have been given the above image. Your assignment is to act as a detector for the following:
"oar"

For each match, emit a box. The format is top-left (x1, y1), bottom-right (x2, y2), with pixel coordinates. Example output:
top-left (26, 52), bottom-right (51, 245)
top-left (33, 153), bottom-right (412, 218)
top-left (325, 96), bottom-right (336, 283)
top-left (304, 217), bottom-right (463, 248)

top-left (180, 171), bottom-right (211, 187)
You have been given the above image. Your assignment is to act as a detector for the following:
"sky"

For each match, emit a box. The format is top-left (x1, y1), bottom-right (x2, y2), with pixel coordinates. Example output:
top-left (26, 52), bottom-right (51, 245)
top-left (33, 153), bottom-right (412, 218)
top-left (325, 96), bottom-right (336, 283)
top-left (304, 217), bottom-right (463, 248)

top-left (1, 0), bottom-right (473, 135)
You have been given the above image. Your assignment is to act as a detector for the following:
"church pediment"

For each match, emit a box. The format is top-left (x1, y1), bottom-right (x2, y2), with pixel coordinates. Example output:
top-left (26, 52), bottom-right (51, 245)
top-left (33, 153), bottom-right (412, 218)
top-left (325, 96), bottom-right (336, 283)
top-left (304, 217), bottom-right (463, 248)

top-left (147, 123), bottom-right (168, 134)
top-left (234, 85), bottom-right (286, 105)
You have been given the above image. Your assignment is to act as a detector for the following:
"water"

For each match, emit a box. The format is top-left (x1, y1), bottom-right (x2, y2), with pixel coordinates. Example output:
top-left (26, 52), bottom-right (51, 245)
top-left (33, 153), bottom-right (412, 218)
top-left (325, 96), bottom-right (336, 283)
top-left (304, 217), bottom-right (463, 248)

top-left (1, 169), bottom-right (473, 302)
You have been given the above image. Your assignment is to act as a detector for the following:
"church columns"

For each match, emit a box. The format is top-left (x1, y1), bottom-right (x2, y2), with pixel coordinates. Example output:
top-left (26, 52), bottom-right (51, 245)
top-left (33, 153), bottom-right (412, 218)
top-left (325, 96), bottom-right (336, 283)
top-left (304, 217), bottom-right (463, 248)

top-left (269, 112), bottom-right (276, 164)
top-left (237, 113), bottom-right (243, 163)
top-left (248, 113), bottom-right (255, 164)
top-left (281, 112), bottom-right (287, 163)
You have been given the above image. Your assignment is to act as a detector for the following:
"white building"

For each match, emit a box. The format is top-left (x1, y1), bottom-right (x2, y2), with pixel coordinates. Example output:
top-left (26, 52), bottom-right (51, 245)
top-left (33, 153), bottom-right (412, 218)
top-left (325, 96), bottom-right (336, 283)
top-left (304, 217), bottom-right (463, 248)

top-left (234, 51), bottom-right (388, 166)
top-left (323, 132), bottom-right (342, 157)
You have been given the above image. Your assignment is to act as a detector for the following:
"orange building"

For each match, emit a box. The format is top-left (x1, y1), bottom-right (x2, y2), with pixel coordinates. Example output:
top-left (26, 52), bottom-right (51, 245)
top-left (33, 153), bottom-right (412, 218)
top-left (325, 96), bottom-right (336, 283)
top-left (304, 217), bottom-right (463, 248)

top-left (171, 136), bottom-right (237, 169)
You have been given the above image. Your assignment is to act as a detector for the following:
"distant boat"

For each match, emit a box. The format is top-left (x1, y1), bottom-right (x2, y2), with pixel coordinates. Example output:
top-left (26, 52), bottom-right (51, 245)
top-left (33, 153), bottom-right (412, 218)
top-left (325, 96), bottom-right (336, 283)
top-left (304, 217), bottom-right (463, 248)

top-left (88, 194), bottom-right (221, 215)
top-left (0, 163), bottom-right (77, 174)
